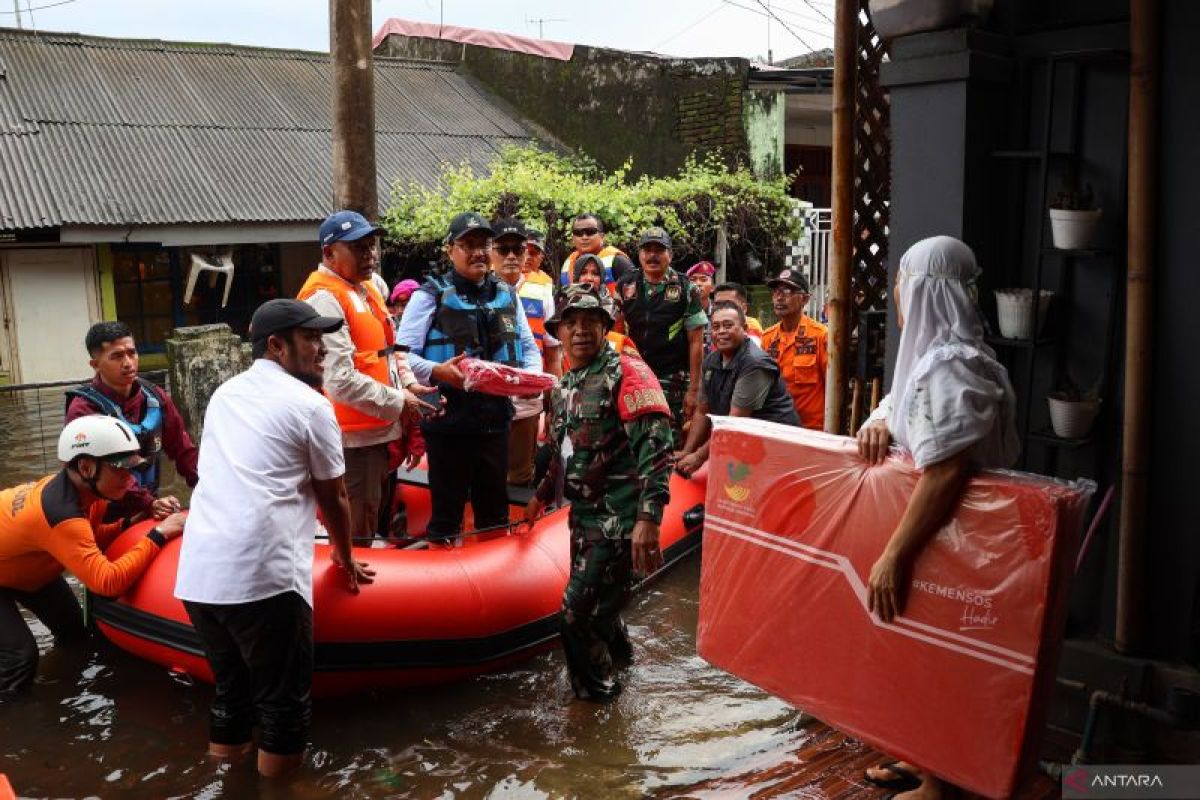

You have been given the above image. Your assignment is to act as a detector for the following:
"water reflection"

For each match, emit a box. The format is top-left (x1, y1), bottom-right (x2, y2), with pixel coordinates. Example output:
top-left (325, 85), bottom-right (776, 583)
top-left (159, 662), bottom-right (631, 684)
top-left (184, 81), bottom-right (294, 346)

top-left (2, 558), bottom-right (810, 798)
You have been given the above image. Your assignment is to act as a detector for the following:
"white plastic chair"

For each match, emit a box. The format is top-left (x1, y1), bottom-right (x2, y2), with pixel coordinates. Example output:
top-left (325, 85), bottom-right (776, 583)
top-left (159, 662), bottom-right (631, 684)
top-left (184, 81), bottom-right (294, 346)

top-left (185, 252), bottom-right (235, 307)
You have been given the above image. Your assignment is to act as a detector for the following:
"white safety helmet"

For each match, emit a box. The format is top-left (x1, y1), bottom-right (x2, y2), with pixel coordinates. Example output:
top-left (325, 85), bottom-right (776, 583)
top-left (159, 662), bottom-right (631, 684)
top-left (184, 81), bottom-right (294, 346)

top-left (58, 415), bottom-right (143, 466)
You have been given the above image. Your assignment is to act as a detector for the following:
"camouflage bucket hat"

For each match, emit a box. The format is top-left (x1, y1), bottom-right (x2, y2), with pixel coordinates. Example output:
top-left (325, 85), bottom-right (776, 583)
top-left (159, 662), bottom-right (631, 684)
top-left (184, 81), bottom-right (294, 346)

top-left (546, 283), bottom-right (618, 337)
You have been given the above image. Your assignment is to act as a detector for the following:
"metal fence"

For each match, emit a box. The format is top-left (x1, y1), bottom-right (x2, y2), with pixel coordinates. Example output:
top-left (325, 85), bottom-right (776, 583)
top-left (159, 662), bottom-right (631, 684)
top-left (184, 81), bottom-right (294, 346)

top-left (804, 206), bottom-right (833, 321)
top-left (0, 371), bottom-right (167, 487)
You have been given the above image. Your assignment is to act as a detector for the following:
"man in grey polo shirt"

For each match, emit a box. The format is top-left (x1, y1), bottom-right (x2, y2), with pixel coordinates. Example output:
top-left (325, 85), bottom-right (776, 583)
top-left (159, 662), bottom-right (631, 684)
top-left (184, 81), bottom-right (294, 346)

top-left (175, 299), bottom-right (374, 778)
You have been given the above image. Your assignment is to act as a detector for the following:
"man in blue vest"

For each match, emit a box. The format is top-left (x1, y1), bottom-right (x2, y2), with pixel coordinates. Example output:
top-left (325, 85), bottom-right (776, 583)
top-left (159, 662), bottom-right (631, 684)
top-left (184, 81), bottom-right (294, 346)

top-left (64, 321), bottom-right (199, 521)
top-left (396, 212), bottom-right (542, 539)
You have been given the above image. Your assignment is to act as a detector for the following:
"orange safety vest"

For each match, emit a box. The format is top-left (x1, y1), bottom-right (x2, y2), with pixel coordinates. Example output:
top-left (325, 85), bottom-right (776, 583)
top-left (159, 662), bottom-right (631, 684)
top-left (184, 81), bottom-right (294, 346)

top-left (297, 269), bottom-right (395, 433)
top-left (518, 271), bottom-right (556, 353)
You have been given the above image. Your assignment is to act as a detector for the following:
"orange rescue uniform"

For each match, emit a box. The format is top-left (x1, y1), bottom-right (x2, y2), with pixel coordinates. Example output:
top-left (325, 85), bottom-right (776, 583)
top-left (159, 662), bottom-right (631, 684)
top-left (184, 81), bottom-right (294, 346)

top-left (0, 472), bottom-right (160, 596)
top-left (761, 316), bottom-right (829, 430)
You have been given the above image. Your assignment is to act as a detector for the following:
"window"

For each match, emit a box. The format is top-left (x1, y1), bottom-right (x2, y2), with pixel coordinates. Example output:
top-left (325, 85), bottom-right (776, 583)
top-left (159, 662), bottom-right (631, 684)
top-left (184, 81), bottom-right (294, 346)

top-left (113, 248), bottom-right (176, 351)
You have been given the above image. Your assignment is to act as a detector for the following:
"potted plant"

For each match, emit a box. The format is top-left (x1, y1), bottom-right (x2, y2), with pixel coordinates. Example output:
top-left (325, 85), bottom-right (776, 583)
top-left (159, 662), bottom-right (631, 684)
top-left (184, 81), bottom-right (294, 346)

top-left (1048, 178), bottom-right (1102, 250)
top-left (1047, 378), bottom-right (1101, 439)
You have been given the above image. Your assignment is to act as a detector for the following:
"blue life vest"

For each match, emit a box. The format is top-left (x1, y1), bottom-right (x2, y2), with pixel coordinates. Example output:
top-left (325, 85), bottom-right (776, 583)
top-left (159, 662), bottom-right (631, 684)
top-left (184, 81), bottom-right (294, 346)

top-left (421, 272), bottom-right (523, 367)
top-left (64, 379), bottom-right (163, 491)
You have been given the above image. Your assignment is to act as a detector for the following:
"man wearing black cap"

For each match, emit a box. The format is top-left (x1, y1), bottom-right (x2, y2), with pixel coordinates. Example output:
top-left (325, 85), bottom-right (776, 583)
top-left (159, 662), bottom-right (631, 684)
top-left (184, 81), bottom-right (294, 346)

top-left (614, 227), bottom-right (708, 446)
top-left (490, 218), bottom-right (562, 486)
top-left (176, 298), bottom-right (374, 778)
top-left (396, 212), bottom-right (542, 539)
top-left (299, 210), bottom-right (432, 544)
top-left (761, 269), bottom-right (828, 429)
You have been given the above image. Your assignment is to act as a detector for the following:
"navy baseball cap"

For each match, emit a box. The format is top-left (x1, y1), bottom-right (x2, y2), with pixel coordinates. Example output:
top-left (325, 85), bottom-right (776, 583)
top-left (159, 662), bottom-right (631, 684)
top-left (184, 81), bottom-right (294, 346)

top-left (319, 210), bottom-right (382, 246)
top-left (638, 226), bottom-right (672, 249)
top-left (446, 211), bottom-right (495, 243)
top-left (492, 217), bottom-right (528, 241)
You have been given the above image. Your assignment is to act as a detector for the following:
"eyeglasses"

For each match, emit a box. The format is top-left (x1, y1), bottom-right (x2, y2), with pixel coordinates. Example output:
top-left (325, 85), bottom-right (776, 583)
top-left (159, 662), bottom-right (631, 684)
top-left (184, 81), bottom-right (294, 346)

top-left (771, 287), bottom-right (801, 298)
top-left (453, 239), bottom-right (492, 252)
top-left (494, 244), bottom-right (525, 256)
top-left (572, 227), bottom-right (600, 237)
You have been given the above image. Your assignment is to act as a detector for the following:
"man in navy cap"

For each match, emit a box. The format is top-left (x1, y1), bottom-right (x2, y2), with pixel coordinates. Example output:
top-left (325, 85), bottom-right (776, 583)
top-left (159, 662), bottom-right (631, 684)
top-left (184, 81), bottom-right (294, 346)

top-left (298, 210), bottom-right (432, 543)
top-left (396, 212), bottom-right (541, 540)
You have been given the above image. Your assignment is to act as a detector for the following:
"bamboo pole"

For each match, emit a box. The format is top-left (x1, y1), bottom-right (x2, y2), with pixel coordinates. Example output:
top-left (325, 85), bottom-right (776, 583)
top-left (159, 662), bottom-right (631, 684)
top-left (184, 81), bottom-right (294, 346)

top-left (1116, 0), bottom-right (1159, 654)
top-left (330, 0), bottom-right (378, 217)
top-left (825, 0), bottom-right (856, 435)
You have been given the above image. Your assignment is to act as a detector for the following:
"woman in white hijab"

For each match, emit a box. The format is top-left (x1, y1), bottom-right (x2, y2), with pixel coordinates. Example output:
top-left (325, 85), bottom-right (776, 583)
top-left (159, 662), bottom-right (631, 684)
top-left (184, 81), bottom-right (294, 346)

top-left (857, 235), bottom-right (1020, 799)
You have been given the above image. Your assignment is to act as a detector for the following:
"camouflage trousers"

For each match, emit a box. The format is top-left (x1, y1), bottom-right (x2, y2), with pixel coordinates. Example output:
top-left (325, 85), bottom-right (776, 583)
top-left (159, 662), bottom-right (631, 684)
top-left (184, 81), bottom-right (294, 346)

top-left (560, 535), bottom-right (634, 699)
top-left (657, 369), bottom-right (690, 449)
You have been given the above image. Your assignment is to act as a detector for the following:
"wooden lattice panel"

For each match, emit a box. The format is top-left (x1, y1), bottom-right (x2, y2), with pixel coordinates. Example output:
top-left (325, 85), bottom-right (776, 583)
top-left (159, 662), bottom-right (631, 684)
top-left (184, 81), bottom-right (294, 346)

top-left (854, 2), bottom-right (891, 312)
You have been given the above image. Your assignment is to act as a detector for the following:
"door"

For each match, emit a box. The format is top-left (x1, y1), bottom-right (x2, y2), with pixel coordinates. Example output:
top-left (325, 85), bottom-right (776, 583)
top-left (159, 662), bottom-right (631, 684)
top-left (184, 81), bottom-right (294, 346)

top-left (1, 248), bottom-right (100, 383)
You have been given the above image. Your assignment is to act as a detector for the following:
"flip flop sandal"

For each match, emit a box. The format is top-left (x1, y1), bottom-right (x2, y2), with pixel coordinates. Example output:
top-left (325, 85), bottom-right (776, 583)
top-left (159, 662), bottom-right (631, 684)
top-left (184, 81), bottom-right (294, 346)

top-left (864, 761), bottom-right (921, 793)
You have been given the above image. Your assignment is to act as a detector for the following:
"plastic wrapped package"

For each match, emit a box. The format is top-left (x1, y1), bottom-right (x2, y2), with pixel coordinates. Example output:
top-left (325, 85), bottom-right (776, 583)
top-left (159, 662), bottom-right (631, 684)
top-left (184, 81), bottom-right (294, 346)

top-left (460, 358), bottom-right (556, 397)
top-left (697, 417), bottom-right (1095, 799)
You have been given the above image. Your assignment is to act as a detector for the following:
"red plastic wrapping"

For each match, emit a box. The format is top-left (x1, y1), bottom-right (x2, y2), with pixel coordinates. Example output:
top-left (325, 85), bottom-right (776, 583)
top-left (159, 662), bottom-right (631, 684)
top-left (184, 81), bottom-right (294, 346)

top-left (697, 418), bottom-right (1094, 799)
top-left (460, 358), bottom-right (556, 397)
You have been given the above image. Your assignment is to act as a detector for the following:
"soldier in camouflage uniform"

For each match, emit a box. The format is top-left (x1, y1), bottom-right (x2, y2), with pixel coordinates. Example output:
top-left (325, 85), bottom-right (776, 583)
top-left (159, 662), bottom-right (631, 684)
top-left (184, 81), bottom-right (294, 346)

top-left (525, 284), bottom-right (674, 703)
top-left (614, 227), bottom-right (708, 448)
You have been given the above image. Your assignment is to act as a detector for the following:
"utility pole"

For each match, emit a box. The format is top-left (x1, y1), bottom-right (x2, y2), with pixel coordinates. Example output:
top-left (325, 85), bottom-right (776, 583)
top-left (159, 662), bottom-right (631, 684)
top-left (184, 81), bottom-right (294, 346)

top-left (329, 0), bottom-right (377, 217)
top-left (766, 0), bottom-right (772, 65)
top-left (826, 0), bottom-right (855, 434)
top-left (12, 0), bottom-right (22, 29)
top-left (526, 16), bottom-right (567, 39)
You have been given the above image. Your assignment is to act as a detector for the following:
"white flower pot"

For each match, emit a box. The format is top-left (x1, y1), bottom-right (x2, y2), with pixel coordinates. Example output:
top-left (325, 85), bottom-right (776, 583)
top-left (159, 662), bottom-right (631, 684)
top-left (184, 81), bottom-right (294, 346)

top-left (1047, 393), bottom-right (1100, 439)
top-left (995, 289), bottom-right (1052, 340)
top-left (1049, 208), bottom-right (1103, 250)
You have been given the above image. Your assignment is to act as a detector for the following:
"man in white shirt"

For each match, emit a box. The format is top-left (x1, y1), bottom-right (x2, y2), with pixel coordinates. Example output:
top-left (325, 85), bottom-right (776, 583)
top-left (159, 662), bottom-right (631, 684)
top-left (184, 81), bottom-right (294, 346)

top-left (175, 299), bottom-right (374, 779)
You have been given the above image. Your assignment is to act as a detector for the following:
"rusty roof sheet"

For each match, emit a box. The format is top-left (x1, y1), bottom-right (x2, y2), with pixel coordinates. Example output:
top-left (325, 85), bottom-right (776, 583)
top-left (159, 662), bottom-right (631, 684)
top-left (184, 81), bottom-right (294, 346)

top-left (0, 28), bottom-right (538, 230)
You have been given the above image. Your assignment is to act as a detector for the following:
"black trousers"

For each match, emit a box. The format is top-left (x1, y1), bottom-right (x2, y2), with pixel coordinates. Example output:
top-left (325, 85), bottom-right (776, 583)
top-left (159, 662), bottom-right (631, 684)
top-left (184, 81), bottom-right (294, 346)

top-left (0, 576), bottom-right (87, 699)
top-left (183, 591), bottom-right (313, 755)
top-left (423, 429), bottom-right (510, 537)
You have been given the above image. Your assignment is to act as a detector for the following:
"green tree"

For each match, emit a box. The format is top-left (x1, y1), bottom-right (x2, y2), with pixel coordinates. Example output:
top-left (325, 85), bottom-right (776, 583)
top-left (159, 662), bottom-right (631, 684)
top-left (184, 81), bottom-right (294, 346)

top-left (381, 145), bottom-right (805, 275)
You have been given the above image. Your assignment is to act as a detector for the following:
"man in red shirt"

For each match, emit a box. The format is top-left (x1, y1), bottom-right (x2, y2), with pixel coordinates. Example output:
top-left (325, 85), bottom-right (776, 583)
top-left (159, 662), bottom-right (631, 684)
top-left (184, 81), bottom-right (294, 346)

top-left (65, 322), bottom-right (199, 521)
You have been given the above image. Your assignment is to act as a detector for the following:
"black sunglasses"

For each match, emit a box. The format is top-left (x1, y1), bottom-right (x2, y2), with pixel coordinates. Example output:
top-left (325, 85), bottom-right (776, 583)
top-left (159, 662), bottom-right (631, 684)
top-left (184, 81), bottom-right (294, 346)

top-left (572, 227), bottom-right (600, 237)
top-left (494, 244), bottom-right (525, 256)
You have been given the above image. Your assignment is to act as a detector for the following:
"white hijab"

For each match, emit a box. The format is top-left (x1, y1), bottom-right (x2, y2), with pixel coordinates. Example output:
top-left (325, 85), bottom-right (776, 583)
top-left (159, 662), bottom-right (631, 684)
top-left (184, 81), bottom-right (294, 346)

top-left (872, 236), bottom-right (1020, 469)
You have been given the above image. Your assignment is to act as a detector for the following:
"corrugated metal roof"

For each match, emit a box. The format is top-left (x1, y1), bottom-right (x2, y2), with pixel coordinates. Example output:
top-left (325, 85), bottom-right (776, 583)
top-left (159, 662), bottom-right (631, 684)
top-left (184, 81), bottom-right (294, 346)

top-left (0, 28), bottom-right (540, 231)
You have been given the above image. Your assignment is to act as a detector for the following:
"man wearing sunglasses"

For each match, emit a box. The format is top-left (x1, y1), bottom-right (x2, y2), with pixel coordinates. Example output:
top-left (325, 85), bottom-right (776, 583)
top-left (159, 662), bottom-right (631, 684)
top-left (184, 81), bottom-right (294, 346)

top-left (299, 210), bottom-right (435, 544)
top-left (558, 213), bottom-right (635, 291)
top-left (0, 415), bottom-right (186, 700)
top-left (490, 218), bottom-right (562, 487)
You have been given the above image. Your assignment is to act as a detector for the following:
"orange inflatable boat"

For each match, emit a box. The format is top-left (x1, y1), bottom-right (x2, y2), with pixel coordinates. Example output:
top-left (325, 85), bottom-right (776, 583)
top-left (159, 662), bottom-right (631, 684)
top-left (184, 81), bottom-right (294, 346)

top-left (90, 465), bottom-right (706, 697)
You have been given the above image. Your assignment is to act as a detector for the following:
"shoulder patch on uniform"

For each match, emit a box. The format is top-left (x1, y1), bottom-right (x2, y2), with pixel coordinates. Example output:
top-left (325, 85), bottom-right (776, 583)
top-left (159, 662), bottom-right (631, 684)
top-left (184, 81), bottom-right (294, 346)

top-left (616, 354), bottom-right (671, 421)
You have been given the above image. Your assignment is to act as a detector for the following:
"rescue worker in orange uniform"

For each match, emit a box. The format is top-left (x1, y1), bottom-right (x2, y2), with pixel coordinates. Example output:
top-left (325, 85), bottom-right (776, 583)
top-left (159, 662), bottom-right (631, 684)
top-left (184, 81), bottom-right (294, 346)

top-left (559, 213), bottom-right (635, 291)
top-left (299, 210), bottom-right (434, 542)
top-left (760, 269), bottom-right (828, 430)
top-left (0, 415), bottom-right (185, 699)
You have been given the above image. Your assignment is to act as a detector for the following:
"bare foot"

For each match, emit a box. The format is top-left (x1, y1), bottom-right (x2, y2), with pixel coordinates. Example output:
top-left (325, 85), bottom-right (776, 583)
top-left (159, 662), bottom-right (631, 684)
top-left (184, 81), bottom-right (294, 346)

top-left (865, 760), bottom-right (920, 785)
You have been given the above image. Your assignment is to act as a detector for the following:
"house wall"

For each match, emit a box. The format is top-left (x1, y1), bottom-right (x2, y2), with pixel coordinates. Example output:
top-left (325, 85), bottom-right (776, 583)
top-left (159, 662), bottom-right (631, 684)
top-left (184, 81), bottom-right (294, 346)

top-left (376, 35), bottom-right (762, 179)
top-left (1151, 0), bottom-right (1200, 662)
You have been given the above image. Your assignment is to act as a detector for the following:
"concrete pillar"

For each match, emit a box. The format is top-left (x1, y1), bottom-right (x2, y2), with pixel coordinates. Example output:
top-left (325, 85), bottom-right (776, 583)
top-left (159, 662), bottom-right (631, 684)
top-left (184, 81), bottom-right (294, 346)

top-left (879, 28), bottom-right (1011, 382)
top-left (165, 324), bottom-right (247, 441)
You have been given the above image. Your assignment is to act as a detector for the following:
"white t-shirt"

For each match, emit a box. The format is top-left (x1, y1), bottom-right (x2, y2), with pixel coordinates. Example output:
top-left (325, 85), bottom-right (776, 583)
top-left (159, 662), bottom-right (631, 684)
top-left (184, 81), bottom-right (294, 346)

top-left (174, 359), bottom-right (346, 607)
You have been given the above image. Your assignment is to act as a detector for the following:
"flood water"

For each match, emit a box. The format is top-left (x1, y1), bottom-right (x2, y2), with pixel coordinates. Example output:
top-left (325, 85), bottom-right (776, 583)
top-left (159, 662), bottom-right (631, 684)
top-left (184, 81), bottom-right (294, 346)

top-left (0, 385), bottom-right (815, 799)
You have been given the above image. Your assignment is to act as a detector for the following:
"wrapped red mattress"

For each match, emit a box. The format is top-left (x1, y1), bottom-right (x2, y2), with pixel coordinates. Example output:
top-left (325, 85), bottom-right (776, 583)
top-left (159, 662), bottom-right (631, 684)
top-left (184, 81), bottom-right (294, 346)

top-left (460, 358), bottom-right (556, 397)
top-left (697, 417), bottom-right (1094, 799)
